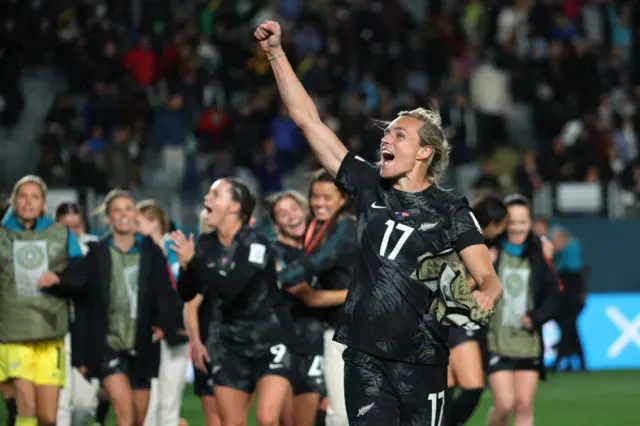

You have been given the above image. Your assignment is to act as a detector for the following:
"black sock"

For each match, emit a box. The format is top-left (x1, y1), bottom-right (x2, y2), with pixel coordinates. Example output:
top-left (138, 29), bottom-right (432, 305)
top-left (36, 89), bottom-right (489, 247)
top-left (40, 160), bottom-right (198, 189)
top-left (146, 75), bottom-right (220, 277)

top-left (444, 387), bottom-right (455, 426)
top-left (315, 409), bottom-right (326, 426)
top-left (95, 399), bottom-right (111, 425)
top-left (450, 387), bottom-right (484, 425)
top-left (5, 398), bottom-right (16, 426)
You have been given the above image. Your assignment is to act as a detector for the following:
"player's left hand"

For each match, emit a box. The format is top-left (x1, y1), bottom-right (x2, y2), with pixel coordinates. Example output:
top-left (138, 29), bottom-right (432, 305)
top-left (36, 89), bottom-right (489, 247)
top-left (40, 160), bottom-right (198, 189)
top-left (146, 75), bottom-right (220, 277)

top-left (521, 314), bottom-right (533, 330)
top-left (152, 326), bottom-right (164, 342)
top-left (37, 271), bottom-right (61, 288)
top-left (171, 230), bottom-right (196, 266)
top-left (472, 289), bottom-right (496, 310)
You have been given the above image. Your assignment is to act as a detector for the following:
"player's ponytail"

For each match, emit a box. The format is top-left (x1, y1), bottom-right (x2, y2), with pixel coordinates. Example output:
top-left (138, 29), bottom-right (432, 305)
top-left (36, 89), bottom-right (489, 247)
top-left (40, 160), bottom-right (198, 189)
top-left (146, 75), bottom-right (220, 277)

top-left (396, 104), bottom-right (450, 187)
top-left (226, 178), bottom-right (256, 225)
top-left (136, 199), bottom-right (171, 234)
top-left (472, 194), bottom-right (508, 230)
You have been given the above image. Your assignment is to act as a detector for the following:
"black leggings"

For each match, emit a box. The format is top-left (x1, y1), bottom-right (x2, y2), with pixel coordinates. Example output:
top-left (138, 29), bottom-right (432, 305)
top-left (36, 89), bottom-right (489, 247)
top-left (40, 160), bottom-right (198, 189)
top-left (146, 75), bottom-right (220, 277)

top-left (553, 301), bottom-right (585, 371)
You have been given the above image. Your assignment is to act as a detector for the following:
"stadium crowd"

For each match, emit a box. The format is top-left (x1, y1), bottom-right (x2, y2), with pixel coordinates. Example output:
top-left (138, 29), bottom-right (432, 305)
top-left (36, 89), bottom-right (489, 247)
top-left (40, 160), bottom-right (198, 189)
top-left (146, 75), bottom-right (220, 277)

top-left (0, 0), bottom-right (638, 206)
top-left (0, 0), bottom-right (629, 425)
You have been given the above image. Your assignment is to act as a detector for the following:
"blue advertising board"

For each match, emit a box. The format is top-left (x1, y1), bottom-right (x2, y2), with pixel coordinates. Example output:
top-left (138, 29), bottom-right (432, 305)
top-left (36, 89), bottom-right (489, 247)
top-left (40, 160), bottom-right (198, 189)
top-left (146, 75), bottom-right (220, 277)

top-left (543, 293), bottom-right (640, 370)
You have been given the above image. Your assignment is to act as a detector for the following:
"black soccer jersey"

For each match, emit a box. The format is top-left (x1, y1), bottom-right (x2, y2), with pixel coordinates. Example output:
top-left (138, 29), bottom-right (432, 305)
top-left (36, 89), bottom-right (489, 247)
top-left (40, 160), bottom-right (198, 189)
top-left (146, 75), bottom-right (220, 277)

top-left (197, 291), bottom-right (221, 353)
top-left (182, 226), bottom-right (293, 357)
top-left (278, 217), bottom-right (357, 328)
top-left (272, 241), bottom-right (325, 356)
top-left (334, 151), bottom-right (485, 365)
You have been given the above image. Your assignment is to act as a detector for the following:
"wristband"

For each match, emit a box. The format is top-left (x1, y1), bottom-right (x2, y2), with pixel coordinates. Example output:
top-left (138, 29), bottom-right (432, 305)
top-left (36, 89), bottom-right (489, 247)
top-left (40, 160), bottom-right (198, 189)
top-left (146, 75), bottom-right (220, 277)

top-left (268, 52), bottom-right (285, 61)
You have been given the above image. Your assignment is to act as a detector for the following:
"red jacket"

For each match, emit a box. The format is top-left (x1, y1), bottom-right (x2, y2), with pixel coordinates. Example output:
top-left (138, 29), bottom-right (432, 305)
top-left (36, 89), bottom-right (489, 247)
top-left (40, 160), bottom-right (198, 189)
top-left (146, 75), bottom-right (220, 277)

top-left (124, 48), bottom-right (158, 87)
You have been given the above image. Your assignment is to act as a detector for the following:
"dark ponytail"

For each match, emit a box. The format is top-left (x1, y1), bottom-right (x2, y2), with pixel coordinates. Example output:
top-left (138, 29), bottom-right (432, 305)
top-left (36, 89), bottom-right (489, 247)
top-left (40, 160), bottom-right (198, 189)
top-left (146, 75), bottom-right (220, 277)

top-left (226, 178), bottom-right (256, 224)
top-left (472, 194), bottom-right (508, 229)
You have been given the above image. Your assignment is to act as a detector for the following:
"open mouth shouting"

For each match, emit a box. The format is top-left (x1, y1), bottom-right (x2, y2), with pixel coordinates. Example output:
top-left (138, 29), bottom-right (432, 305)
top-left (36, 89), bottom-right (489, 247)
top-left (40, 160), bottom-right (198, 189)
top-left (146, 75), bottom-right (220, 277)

top-left (381, 148), bottom-right (395, 167)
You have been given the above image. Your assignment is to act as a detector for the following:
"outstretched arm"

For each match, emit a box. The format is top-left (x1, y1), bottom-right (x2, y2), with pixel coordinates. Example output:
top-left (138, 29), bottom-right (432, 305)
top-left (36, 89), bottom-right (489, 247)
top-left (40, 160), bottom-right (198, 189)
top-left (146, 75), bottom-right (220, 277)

top-left (285, 283), bottom-right (347, 308)
top-left (255, 21), bottom-right (347, 176)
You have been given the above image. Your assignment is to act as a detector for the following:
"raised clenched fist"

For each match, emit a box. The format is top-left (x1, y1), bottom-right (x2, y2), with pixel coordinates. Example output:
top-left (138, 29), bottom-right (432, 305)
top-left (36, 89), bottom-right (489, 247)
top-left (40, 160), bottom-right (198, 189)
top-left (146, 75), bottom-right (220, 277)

top-left (254, 21), bottom-right (282, 55)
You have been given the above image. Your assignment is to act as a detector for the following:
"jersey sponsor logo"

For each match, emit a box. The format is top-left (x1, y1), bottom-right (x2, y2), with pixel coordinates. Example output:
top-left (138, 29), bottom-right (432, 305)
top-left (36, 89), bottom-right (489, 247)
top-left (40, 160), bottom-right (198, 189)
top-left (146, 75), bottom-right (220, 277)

top-left (248, 243), bottom-right (266, 265)
top-left (357, 402), bottom-right (375, 417)
top-left (371, 202), bottom-right (386, 209)
top-left (419, 222), bottom-right (438, 231)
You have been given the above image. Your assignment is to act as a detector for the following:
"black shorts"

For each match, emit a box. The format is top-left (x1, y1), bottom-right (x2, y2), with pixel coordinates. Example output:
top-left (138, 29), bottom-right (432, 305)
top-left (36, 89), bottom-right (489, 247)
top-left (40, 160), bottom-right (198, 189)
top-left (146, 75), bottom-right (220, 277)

top-left (485, 353), bottom-right (540, 375)
top-left (193, 361), bottom-right (214, 397)
top-left (290, 353), bottom-right (325, 396)
top-left (343, 347), bottom-right (447, 426)
top-left (212, 343), bottom-right (292, 393)
top-left (99, 346), bottom-right (152, 389)
top-left (447, 327), bottom-right (477, 350)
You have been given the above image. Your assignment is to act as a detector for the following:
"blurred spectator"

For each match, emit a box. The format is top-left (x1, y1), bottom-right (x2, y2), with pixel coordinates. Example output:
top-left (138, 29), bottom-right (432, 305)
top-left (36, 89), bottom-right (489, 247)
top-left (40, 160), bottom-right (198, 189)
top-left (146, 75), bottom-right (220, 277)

top-left (83, 80), bottom-right (119, 135)
top-left (104, 124), bottom-right (136, 190)
top-left (196, 102), bottom-right (231, 150)
top-left (68, 140), bottom-right (107, 193)
top-left (0, 18), bottom-right (24, 130)
top-left (474, 161), bottom-right (503, 197)
top-left (532, 216), bottom-right (550, 240)
top-left (154, 93), bottom-right (190, 188)
top-left (549, 226), bottom-right (587, 372)
top-left (124, 33), bottom-right (158, 88)
top-left (269, 104), bottom-right (304, 169)
top-left (515, 150), bottom-right (544, 200)
top-left (0, 0), bottom-right (637, 224)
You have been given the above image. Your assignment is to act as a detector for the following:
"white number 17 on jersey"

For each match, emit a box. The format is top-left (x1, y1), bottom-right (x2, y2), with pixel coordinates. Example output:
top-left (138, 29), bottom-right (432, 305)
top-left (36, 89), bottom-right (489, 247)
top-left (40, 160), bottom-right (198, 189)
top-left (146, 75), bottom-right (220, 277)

top-left (379, 220), bottom-right (414, 260)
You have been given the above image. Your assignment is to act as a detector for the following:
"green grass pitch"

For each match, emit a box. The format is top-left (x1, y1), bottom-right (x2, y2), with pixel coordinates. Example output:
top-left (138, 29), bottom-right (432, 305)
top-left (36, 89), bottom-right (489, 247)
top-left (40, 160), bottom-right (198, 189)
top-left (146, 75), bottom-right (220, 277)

top-left (0, 371), bottom-right (637, 425)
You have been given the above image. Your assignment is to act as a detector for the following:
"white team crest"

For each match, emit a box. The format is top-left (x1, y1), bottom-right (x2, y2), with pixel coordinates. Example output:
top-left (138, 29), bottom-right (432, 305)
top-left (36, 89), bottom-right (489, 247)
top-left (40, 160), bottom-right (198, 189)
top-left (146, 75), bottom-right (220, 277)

top-left (419, 222), bottom-right (438, 232)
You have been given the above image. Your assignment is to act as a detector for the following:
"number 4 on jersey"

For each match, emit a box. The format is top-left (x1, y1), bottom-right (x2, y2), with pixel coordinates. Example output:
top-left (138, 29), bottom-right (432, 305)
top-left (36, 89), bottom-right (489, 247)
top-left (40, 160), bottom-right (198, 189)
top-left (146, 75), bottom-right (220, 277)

top-left (379, 220), bottom-right (414, 260)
